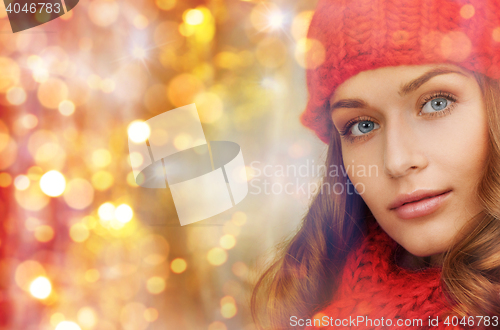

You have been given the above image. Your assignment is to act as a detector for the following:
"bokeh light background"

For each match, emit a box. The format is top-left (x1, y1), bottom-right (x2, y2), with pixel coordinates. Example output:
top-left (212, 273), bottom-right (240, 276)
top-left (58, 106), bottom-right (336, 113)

top-left (0, 0), bottom-right (328, 329)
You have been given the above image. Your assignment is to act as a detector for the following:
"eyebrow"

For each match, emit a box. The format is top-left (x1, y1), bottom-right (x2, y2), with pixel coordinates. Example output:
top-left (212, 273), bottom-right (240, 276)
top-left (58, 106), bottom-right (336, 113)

top-left (329, 67), bottom-right (466, 113)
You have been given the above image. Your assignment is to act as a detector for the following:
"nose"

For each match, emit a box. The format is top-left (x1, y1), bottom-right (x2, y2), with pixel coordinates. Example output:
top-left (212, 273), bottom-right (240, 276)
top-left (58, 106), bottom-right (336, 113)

top-left (383, 117), bottom-right (428, 179)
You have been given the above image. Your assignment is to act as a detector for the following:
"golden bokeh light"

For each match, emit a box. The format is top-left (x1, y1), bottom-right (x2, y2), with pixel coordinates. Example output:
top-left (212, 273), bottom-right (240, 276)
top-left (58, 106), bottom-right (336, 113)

top-left (219, 235), bottom-right (236, 250)
top-left (440, 31), bottom-right (472, 62)
top-left (0, 2), bottom-right (6, 19)
top-left (149, 129), bottom-right (169, 148)
top-left (170, 258), bottom-right (187, 274)
top-left (84, 269), bottom-right (100, 283)
top-left (63, 178), bottom-right (94, 210)
top-left (184, 9), bottom-right (204, 25)
top-left (232, 165), bottom-right (249, 184)
top-left (58, 100), bottom-right (75, 116)
top-left (87, 74), bottom-right (101, 89)
top-left (220, 296), bottom-right (237, 318)
top-left (208, 321), bottom-right (227, 330)
top-left (15, 260), bottom-right (46, 291)
top-left (109, 218), bottom-right (126, 230)
top-left (20, 114), bottom-right (38, 129)
top-left (493, 27), bottom-right (500, 42)
top-left (207, 247), bottom-right (228, 266)
top-left (91, 170), bottom-right (114, 191)
top-left (173, 133), bottom-right (193, 150)
top-left (29, 276), bottom-right (52, 299)
top-left (0, 137), bottom-right (16, 171)
top-left (0, 172), bottom-right (12, 187)
top-left (129, 152), bottom-right (144, 168)
top-left (127, 171), bottom-right (140, 187)
top-left (291, 11), bottom-right (314, 40)
top-left (37, 78), bottom-right (69, 109)
top-left (167, 73), bottom-right (204, 107)
top-left (92, 149), bottom-right (112, 168)
top-left (133, 15), bottom-right (149, 29)
top-left (6, 86), bottom-right (27, 105)
top-left (0, 57), bottom-right (20, 92)
top-left (40, 170), bottom-right (66, 197)
top-left (100, 78), bottom-right (115, 93)
top-left (34, 225), bottom-right (55, 243)
top-left (77, 307), bottom-right (97, 328)
top-left (98, 202), bottom-right (115, 221)
top-left (88, 0), bottom-right (120, 27)
top-left (34, 142), bottom-right (66, 170)
top-left (143, 308), bottom-right (159, 322)
top-left (115, 204), bottom-right (133, 223)
top-left (15, 181), bottom-right (50, 211)
top-left (194, 92), bottom-right (224, 124)
top-left (267, 9), bottom-right (284, 30)
top-left (179, 22), bottom-right (195, 37)
top-left (156, 0), bottom-right (176, 11)
top-left (231, 211), bottom-right (247, 226)
top-left (132, 46), bottom-right (147, 60)
top-left (25, 217), bottom-right (41, 231)
top-left (295, 38), bottom-right (325, 69)
top-left (231, 262), bottom-right (249, 278)
top-left (27, 166), bottom-right (43, 181)
top-left (146, 276), bottom-right (166, 294)
top-left (250, 2), bottom-right (282, 33)
top-left (14, 175), bottom-right (30, 191)
top-left (28, 130), bottom-right (57, 156)
top-left (27, 55), bottom-right (42, 70)
top-left (0, 120), bottom-right (9, 153)
top-left (214, 51), bottom-right (240, 70)
top-left (50, 313), bottom-right (65, 327)
top-left (69, 223), bottom-right (90, 243)
top-left (128, 120), bottom-right (151, 143)
top-left (33, 67), bottom-right (49, 83)
top-left (55, 321), bottom-right (82, 330)
top-left (460, 4), bottom-right (475, 19)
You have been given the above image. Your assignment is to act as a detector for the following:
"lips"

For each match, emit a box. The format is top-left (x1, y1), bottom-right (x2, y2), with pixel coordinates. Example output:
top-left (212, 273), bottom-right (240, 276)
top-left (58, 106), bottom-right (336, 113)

top-left (389, 189), bottom-right (452, 210)
top-left (389, 189), bottom-right (452, 220)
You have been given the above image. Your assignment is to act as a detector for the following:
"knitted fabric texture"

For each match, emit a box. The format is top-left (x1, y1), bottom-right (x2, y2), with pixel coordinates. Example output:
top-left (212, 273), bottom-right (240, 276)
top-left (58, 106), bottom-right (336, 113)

top-left (305, 224), bottom-right (461, 330)
top-left (300, 0), bottom-right (500, 143)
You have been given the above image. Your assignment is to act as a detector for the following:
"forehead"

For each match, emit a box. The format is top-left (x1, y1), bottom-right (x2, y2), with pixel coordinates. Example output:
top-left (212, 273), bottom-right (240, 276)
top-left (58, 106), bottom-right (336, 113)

top-left (330, 64), bottom-right (470, 102)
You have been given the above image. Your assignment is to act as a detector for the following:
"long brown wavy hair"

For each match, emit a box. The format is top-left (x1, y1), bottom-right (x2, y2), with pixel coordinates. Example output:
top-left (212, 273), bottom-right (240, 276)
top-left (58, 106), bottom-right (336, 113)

top-left (251, 72), bottom-right (500, 329)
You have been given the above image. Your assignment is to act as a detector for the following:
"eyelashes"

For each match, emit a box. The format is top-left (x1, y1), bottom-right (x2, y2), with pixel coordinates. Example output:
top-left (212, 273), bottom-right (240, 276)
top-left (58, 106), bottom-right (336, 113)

top-left (418, 91), bottom-right (457, 118)
top-left (338, 91), bottom-right (458, 143)
top-left (339, 116), bottom-right (373, 137)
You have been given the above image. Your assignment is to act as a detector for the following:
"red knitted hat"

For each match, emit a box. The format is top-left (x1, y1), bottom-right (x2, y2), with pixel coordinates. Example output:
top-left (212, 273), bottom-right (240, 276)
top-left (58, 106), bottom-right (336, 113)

top-left (301, 0), bottom-right (500, 143)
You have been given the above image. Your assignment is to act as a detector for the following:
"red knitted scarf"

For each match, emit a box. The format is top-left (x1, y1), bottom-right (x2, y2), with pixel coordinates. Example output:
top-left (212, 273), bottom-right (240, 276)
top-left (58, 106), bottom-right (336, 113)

top-left (304, 224), bottom-right (464, 330)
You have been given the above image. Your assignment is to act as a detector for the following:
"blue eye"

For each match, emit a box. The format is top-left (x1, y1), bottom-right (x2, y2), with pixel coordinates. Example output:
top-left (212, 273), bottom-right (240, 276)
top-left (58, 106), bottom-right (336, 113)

top-left (351, 120), bottom-right (379, 136)
top-left (422, 97), bottom-right (448, 113)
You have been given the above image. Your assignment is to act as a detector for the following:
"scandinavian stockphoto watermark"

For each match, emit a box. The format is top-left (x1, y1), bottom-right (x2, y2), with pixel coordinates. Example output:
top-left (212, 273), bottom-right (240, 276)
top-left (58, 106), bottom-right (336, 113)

top-left (249, 160), bottom-right (379, 198)
top-left (289, 315), bottom-right (499, 328)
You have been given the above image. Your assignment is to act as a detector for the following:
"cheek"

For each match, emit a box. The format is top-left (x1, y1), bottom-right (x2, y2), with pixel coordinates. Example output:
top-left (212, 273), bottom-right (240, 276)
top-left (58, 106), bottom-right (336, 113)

top-left (341, 144), bottom-right (385, 205)
top-left (422, 107), bottom-right (489, 183)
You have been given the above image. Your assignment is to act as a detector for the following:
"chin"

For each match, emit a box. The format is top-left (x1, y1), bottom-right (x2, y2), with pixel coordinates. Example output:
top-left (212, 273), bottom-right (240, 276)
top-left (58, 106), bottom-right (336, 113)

top-left (399, 241), bottom-right (446, 258)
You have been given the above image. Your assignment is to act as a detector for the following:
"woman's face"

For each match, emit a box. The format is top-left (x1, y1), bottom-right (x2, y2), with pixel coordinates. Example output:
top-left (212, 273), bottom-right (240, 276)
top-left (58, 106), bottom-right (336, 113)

top-left (330, 64), bottom-right (489, 257)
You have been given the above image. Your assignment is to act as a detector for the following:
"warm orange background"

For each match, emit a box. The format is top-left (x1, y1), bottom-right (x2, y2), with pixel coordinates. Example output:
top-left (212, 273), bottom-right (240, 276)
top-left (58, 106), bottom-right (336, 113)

top-left (0, 0), bottom-right (325, 329)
